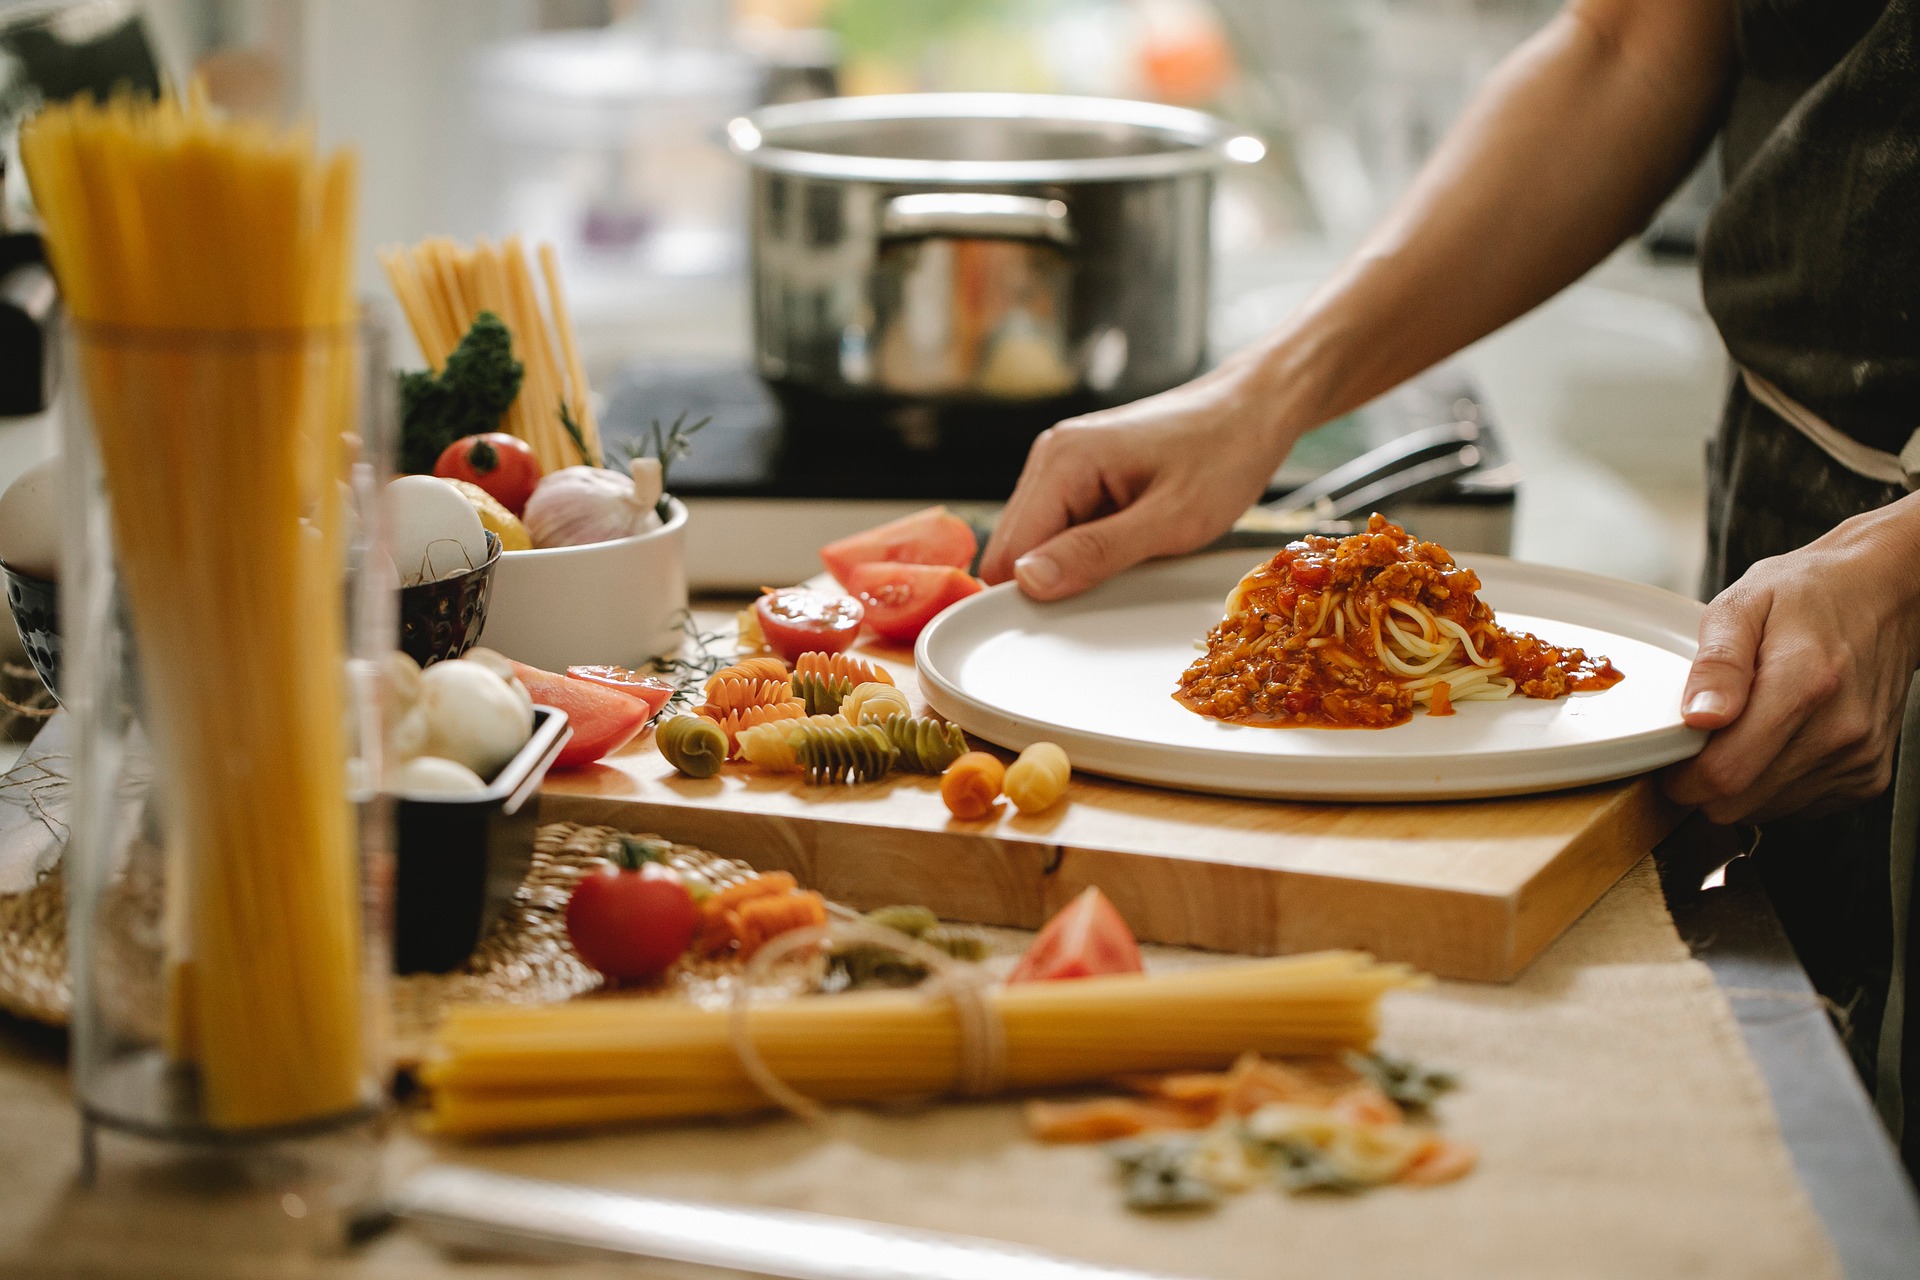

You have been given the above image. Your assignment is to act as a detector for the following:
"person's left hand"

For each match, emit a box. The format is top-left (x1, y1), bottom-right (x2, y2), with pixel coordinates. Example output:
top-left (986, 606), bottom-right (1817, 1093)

top-left (1664, 493), bottom-right (1920, 823)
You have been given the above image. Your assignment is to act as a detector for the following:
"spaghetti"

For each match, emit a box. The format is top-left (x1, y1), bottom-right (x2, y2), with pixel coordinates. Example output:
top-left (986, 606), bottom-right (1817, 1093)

top-left (378, 235), bottom-right (602, 472)
top-left (1177, 515), bottom-right (1621, 729)
top-left (22, 92), bottom-right (366, 1128)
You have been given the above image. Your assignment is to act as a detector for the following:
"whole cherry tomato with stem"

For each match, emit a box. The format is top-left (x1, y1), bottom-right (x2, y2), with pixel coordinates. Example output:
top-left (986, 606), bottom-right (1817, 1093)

top-left (434, 432), bottom-right (543, 516)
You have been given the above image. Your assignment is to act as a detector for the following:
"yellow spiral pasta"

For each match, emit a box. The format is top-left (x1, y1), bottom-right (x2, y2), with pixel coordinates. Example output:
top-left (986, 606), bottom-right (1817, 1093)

top-left (656, 715), bottom-right (729, 779)
top-left (1003, 742), bottom-right (1071, 815)
top-left (841, 681), bottom-right (912, 724)
top-left (881, 715), bottom-right (969, 774)
top-left (940, 751), bottom-right (1005, 821)
top-left (792, 721), bottom-right (899, 785)
top-left (736, 714), bottom-right (849, 772)
top-left (795, 651), bottom-right (893, 687)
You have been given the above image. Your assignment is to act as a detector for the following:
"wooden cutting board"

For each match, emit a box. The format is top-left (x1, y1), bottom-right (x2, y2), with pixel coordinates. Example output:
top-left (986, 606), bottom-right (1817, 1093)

top-left (541, 617), bottom-right (1682, 983)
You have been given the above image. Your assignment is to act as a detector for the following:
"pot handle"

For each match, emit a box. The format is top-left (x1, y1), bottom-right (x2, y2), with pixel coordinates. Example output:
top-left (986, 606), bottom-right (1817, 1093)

top-left (879, 193), bottom-right (1075, 246)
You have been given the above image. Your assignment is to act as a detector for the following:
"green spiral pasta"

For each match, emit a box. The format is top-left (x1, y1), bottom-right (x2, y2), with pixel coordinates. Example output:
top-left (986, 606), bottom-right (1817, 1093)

top-left (791, 671), bottom-right (853, 716)
top-left (881, 715), bottom-right (969, 774)
top-left (791, 721), bottom-right (898, 785)
top-left (736, 713), bottom-right (847, 772)
top-left (656, 714), bottom-right (728, 779)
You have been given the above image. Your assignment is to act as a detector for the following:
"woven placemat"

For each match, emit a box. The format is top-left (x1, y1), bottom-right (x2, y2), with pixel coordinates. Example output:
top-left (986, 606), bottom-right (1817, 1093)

top-left (0, 821), bottom-right (782, 1060)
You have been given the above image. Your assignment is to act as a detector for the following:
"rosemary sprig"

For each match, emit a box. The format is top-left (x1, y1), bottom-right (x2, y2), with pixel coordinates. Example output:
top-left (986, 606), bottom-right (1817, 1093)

top-left (609, 412), bottom-right (711, 518)
top-left (642, 609), bottom-right (734, 716)
top-left (558, 399), bottom-right (601, 468)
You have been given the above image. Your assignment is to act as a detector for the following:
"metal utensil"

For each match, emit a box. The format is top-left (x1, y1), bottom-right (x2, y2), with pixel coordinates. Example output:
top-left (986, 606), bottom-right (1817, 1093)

top-left (382, 1165), bottom-right (1197, 1280)
top-left (1259, 420), bottom-right (1482, 526)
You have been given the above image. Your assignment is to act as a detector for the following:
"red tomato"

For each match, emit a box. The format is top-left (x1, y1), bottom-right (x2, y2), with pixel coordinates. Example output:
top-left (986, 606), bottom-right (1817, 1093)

top-left (820, 506), bottom-right (977, 591)
top-left (1006, 886), bottom-right (1144, 984)
top-left (566, 866), bottom-right (699, 982)
top-left (511, 660), bottom-right (652, 769)
top-left (843, 562), bottom-right (984, 646)
top-left (434, 433), bottom-right (543, 515)
top-left (566, 665), bottom-right (673, 719)
top-left (754, 588), bottom-right (864, 663)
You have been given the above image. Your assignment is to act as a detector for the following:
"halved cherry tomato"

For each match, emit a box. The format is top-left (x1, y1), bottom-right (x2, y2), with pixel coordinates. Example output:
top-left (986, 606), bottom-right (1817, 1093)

top-left (820, 506), bottom-right (977, 591)
top-left (754, 587), bottom-right (864, 664)
top-left (434, 433), bottom-right (543, 516)
top-left (1007, 886), bottom-right (1143, 984)
top-left (843, 561), bottom-right (984, 646)
top-left (511, 660), bottom-right (652, 769)
top-left (566, 665), bottom-right (674, 719)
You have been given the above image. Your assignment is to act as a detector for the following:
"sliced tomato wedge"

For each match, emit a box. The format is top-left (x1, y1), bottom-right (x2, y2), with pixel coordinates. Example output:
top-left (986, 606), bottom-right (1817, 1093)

top-left (754, 588), bottom-right (864, 664)
top-left (843, 561), bottom-right (984, 646)
top-left (566, 665), bottom-right (674, 719)
top-left (820, 506), bottom-right (977, 591)
top-left (1007, 886), bottom-right (1144, 984)
top-left (511, 660), bottom-right (653, 769)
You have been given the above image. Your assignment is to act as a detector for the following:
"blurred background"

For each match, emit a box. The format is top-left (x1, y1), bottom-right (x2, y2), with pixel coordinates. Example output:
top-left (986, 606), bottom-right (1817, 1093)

top-left (0, 0), bottom-right (1726, 592)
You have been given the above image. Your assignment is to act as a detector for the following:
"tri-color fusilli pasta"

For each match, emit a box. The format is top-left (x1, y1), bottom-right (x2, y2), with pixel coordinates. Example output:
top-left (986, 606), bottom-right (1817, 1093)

top-left (656, 715), bottom-right (728, 779)
top-left (1003, 741), bottom-right (1071, 815)
top-left (880, 715), bottom-right (969, 774)
top-left (792, 721), bottom-right (899, 785)
top-left (735, 713), bottom-right (850, 772)
top-left (840, 681), bottom-right (912, 724)
top-left (940, 751), bottom-right (1005, 821)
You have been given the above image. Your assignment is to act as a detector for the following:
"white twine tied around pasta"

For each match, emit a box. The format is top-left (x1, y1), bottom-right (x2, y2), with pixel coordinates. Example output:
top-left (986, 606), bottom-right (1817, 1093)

top-left (727, 908), bottom-right (1006, 1125)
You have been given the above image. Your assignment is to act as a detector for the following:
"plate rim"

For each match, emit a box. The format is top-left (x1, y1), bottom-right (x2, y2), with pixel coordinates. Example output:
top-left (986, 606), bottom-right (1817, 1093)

top-left (915, 550), bottom-right (1709, 801)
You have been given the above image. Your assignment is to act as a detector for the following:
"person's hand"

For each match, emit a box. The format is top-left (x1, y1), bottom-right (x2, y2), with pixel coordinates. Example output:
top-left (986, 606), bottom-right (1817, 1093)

top-left (980, 358), bottom-right (1294, 600)
top-left (1664, 494), bottom-right (1920, 824)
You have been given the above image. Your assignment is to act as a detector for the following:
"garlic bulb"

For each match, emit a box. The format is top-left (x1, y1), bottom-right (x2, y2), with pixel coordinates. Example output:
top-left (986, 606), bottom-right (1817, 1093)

top-left (522, 460), bottom-right (664, 549)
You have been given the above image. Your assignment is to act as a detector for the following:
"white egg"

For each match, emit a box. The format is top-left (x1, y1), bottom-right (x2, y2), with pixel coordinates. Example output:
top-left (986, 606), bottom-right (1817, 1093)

top-left (389, 755), bottom-right (488, 797)
top-left (387, 474), bottom-right (489, 587)
top-left (0, 456), bottom-right (63, 580)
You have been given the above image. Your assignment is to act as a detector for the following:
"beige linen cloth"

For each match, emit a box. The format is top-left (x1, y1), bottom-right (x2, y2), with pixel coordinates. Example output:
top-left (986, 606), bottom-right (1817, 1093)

top-left (0, 859), bottom-right (1841, 1279)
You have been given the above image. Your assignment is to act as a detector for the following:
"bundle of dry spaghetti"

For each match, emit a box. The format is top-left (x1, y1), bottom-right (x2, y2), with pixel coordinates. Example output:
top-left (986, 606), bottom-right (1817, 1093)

top-left (379, 235), bottom-right (602, 471)
top-left (21, 93), bottom-right (366, 1129)
top-left (422, 952), bottom-right (1419, 1138)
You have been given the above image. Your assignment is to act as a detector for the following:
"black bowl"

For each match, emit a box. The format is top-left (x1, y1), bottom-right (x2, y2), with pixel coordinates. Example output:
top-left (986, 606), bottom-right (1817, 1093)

top-left (399, 530), bottom-right (501, 669)
top-left (2, 561), bottom-right (59, 703)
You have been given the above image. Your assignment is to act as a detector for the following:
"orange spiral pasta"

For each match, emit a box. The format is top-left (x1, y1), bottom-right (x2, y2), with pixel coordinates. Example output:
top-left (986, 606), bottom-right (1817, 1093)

top-left (707, 656), bottom-right (790, 694)
top-left (698, 675), bottom-right (793, 716)
top-left (795, 652), bottom-right (893, 688)
top-left (733, 889), bottom-right (829, 959)
top-left (701, 699), bottom-right (807, 757)
top-left (941, 751), bottom-right (1006, 821)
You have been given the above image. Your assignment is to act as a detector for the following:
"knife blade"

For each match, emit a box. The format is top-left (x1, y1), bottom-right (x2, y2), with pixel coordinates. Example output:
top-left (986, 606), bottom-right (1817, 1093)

top-left (387, 1165), bottom-right (1199, 1280)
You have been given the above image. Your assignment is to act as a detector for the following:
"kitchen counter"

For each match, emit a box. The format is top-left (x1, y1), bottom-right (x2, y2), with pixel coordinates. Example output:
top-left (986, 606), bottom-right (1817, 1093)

top-left (0, 825), bottom-right (1914, 1277)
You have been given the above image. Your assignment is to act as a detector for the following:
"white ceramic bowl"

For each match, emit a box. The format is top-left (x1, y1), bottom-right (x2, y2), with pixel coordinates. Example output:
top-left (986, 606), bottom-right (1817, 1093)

top-left (476, 497), bottom-right (688, 671)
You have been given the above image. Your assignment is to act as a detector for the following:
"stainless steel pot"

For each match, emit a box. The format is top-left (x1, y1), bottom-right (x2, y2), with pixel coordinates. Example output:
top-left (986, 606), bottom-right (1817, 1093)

top-left (726, 93), bottom-right (1263, 411)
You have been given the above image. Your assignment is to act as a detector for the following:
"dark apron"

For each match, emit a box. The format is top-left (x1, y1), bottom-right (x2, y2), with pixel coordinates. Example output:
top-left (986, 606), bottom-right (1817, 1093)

top-left (1700, 0), bottom-right (1920, 1168)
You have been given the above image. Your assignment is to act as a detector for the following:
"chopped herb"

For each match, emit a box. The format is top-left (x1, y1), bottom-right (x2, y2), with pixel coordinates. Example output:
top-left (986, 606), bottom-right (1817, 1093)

top-left (1345, 1051), bottom-right (1459, 1110)
top-left (1107, 1137), bottom-right (1220, 1212)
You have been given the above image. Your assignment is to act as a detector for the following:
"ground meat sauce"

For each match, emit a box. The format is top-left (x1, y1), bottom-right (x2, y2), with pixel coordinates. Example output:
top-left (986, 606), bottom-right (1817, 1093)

top-left (1174, 515), bottom-right (1623, 729)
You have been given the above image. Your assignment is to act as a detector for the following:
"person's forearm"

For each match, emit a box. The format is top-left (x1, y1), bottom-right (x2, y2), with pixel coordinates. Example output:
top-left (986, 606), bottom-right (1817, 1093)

top-left (1232, 0), bottom-right (1737, 450)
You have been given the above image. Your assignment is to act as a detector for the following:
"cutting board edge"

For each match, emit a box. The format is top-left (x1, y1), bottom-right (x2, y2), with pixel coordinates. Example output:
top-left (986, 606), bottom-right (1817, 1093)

top-left (1506, 775), bottom-right (1685, 972)
top-left (541, 791), bottom-right (1548, 982)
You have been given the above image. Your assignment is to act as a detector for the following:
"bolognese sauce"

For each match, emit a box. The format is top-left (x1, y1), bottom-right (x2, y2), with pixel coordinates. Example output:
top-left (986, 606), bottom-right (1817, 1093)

top-left (1174, 515), bottom-right (1622, 729)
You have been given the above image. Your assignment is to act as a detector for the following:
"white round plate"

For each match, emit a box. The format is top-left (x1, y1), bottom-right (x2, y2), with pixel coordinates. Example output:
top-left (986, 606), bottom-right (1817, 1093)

top-left (915, 551), bottom-right (1708, 801)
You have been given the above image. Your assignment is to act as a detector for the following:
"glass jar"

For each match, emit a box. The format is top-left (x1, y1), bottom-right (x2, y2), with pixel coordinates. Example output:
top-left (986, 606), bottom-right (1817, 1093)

top-left (60, 316), bottom-right (394, 1154)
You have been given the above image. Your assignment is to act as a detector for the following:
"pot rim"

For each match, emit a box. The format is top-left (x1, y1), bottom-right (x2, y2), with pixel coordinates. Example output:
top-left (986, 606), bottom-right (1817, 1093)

top-left (727, 92), bottom-right (1265, 185)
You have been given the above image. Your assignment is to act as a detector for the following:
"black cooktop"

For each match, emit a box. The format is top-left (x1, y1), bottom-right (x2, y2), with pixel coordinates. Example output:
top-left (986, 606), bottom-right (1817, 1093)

top-left (599, 357), bottom-right (1515, 507)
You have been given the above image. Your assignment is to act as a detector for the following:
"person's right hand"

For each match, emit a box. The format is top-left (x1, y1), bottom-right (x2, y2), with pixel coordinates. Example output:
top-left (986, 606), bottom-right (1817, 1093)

top-left (979, 359), bottom-right (1293, 600)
